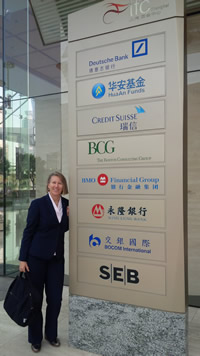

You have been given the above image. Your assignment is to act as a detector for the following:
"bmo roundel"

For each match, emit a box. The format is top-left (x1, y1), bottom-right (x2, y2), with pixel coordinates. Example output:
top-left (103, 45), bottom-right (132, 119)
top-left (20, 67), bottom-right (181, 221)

top-left (98, 173), bottom-right (108, 186)
top-left (92, 204), bottom-right (104, 218)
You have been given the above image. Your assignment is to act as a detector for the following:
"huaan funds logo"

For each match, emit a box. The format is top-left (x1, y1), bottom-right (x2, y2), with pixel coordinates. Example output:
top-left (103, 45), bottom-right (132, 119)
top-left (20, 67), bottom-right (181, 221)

top-left (92, 83), bottom-right (105, 99)
top-left (103, 3), bottom-right (129, 24)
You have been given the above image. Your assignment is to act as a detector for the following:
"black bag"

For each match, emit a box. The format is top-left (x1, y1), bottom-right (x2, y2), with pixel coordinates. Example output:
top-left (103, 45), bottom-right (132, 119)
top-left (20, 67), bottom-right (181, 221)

top-left (3, 272), bottom-right (40, 327)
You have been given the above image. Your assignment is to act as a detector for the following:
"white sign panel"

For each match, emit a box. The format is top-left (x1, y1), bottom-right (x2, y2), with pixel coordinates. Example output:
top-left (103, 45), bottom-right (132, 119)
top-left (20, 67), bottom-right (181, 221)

top-left (77, 67), bottom-right (165, 107)
top-left (78, 134), bottom-right (165, 166)
top-left (77, 100), bottom-right (165, 136)
top-left (78, 198), bottom-right (165, 228)
top-left (69, 0), bottom-right (183, 42)
top-left (78, 167), bottom-right (165, 195)
top-left (77, 34), bottom-right (165, 77)
top-left (78, 227), bottom-right (166, 261)
top-left (78, 256), bottom-right (166, 295)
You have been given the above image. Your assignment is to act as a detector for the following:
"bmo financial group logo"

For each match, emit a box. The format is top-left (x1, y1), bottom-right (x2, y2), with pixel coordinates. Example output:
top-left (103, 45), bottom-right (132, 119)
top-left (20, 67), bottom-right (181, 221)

top-left (82, 173), bottom-right (109, 186)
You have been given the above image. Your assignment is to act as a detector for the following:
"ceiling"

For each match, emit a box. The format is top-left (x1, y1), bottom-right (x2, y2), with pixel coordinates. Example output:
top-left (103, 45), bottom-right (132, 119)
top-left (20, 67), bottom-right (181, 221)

top-left (0, 0), bottom-right (199, 95)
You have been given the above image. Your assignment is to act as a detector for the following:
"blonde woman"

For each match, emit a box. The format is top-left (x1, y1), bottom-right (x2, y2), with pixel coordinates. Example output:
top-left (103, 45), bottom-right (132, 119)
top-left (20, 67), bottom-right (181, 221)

top-left (19, 172), bottom-right (69, 353)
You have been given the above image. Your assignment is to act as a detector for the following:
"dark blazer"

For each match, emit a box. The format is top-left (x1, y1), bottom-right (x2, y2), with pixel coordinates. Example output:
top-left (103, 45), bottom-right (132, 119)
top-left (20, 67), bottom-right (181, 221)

top-left (19, 194), bottom-right (69, 261)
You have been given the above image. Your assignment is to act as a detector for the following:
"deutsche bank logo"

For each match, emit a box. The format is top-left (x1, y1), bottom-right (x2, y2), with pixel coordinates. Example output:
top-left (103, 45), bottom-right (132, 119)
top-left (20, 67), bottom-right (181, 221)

top-left (132, 39), bottom-right (148, 58)
top-left (92, 83), bottom-right (106, 99)
top-left (89, 234), bottom-right (101, 247)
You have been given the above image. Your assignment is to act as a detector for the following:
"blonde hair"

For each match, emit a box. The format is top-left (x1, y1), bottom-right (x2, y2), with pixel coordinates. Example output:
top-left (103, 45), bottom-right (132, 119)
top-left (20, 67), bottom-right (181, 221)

top-left (46, 171), bottom-right (68, 195)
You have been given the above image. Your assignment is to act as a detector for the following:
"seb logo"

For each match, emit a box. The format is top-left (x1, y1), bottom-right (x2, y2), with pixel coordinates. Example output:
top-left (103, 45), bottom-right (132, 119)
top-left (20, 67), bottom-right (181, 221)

top-left (88, 140), bottom-right (115, 155)
top-left (92, 204), bottom-right (104, 219)
top-left (100, 265), bottom-right (139, 284)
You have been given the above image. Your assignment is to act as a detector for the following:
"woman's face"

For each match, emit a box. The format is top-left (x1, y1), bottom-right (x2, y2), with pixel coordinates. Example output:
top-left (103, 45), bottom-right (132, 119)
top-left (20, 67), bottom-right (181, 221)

top-left (48, 175), bottom-right (63, 197)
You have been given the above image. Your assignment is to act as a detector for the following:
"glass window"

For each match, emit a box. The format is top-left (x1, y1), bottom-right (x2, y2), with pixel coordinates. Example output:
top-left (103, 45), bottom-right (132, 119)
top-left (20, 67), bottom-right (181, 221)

top-left (4, 96), bottom-right (32, 274)
top-left (4, 93), bottom-right (64, 274)
top-left (187, 13), bottom-right (200, 302)
top-left (0, 1), bottom-right (3, 275)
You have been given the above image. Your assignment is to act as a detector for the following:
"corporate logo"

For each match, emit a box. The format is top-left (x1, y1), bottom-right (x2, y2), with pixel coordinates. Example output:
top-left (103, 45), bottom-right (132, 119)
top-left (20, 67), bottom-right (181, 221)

top-left (92, 204), bottom-right (104, 218)
top-left (88, 140), bottom-right (115, 155)
top-left (99, 264), bottom-right (139, 284)
top-left (103, 3), bottom-right (129, 24)
top-left (132, 38), bottom-right (148, 58)
top-left (135, 105), bottom-right (145, 113)
top-left (103, 1), bottom-right (150, 24)
top-left (98, 173), bottom-right (109, 186)
top-left (92, 83), bottom-right (105, 99)
top-left (89, 234), bottom-right (101, 247)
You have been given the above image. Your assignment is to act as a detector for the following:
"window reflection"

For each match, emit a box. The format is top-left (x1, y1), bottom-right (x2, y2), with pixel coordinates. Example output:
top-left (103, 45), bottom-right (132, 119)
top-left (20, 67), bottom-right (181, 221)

top-left (187, 13), bottom-right (200, 303)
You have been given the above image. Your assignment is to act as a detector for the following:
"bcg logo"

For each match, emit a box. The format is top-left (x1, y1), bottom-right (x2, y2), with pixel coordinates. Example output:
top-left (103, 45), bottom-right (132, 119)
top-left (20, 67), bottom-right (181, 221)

top-left (89, 140), bottom-right (115, 155)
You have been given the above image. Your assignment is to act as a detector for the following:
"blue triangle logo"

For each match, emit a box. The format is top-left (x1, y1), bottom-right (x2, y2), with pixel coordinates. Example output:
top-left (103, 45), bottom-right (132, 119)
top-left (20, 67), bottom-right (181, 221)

top-left (135, 106), bottom-right (145, 113)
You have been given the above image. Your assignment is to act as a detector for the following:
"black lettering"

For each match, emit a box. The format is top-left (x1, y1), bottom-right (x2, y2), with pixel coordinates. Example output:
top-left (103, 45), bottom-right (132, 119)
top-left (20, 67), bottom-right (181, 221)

top-left (99, 265), bottom-right (110, 280)
top-left (127, 269), bottom-right (139, 284)
top-left (113, 267), bottom-right (123, 282)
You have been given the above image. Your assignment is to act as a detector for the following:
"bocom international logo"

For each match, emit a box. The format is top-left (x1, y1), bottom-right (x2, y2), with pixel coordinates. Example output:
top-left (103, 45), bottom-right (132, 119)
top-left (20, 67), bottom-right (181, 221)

top-left (89, 234), bottom-right (101, 247)
top-left (92, 83), bottom-right (105, 99)
top-left (92, 204), bottom-right (104, 218)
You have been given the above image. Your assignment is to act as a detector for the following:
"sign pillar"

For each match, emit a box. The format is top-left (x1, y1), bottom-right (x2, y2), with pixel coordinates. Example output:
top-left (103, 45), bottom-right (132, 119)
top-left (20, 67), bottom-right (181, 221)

top-left (68, 0), bottom-right (187, 314)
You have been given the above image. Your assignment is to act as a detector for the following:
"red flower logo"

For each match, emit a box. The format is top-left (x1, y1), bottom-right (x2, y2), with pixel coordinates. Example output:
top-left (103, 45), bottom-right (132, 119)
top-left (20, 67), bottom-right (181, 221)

top-left (103, 3), bottom-right (129, 24)
top-left (92, 204), bottom-right (104, 219)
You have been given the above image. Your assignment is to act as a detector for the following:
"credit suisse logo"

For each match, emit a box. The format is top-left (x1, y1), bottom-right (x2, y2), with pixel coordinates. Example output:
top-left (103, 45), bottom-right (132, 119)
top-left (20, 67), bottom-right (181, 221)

top-left (92, 83), bottom-right (105, 99)
top-left (92, 204), bottom-right (104, 218)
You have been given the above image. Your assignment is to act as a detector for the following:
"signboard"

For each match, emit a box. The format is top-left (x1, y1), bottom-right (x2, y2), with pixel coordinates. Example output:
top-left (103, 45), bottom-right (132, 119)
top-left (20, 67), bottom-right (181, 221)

top-left (78, 256), bottom-right (166, 295)
top-left (78, 227), bottom-right (166, 261)
top-left (77, 67), bottom-right (165, 107)
top-left (68, 0), bottom-right (183, 42)
top-left (78, 198), bottom-right (165, 228)
top-left (77, 33), bottom-right (165, 77)
top-left (77, 100), bottom-right (165, 136)
top-left (78, 167), bottom-right (165, 195)
top-left (78, 134), bottom-right (165, 165)
top-left (69, 0), bottom-right (186, 313)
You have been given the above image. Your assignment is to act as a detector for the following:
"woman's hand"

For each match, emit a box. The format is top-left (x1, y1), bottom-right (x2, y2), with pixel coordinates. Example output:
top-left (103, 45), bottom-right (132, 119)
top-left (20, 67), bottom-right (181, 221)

top-left (67, 206), bottom-right (69, 217)
top-left (19, 261), bottom-right (30, 272)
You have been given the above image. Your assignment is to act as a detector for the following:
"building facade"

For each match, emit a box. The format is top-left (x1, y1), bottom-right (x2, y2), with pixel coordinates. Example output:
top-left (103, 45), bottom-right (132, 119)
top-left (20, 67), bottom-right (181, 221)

top-left (0, 0), bottom-right (199, 306)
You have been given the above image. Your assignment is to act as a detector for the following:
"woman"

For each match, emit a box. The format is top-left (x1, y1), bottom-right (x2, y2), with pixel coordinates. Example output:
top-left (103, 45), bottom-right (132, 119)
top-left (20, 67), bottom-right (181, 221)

top-left (19, 172), bottom-right (69, 353)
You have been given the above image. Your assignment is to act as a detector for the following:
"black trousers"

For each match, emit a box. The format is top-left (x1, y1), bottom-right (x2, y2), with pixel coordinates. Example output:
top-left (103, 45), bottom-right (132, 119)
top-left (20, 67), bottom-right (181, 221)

top-left (27, 254), bottom-right (64, 344)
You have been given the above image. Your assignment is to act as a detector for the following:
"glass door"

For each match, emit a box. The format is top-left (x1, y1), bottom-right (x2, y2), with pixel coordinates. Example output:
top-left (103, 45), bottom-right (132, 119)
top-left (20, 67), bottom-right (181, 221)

top-left (187, 13), bottom-right (200, 305)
